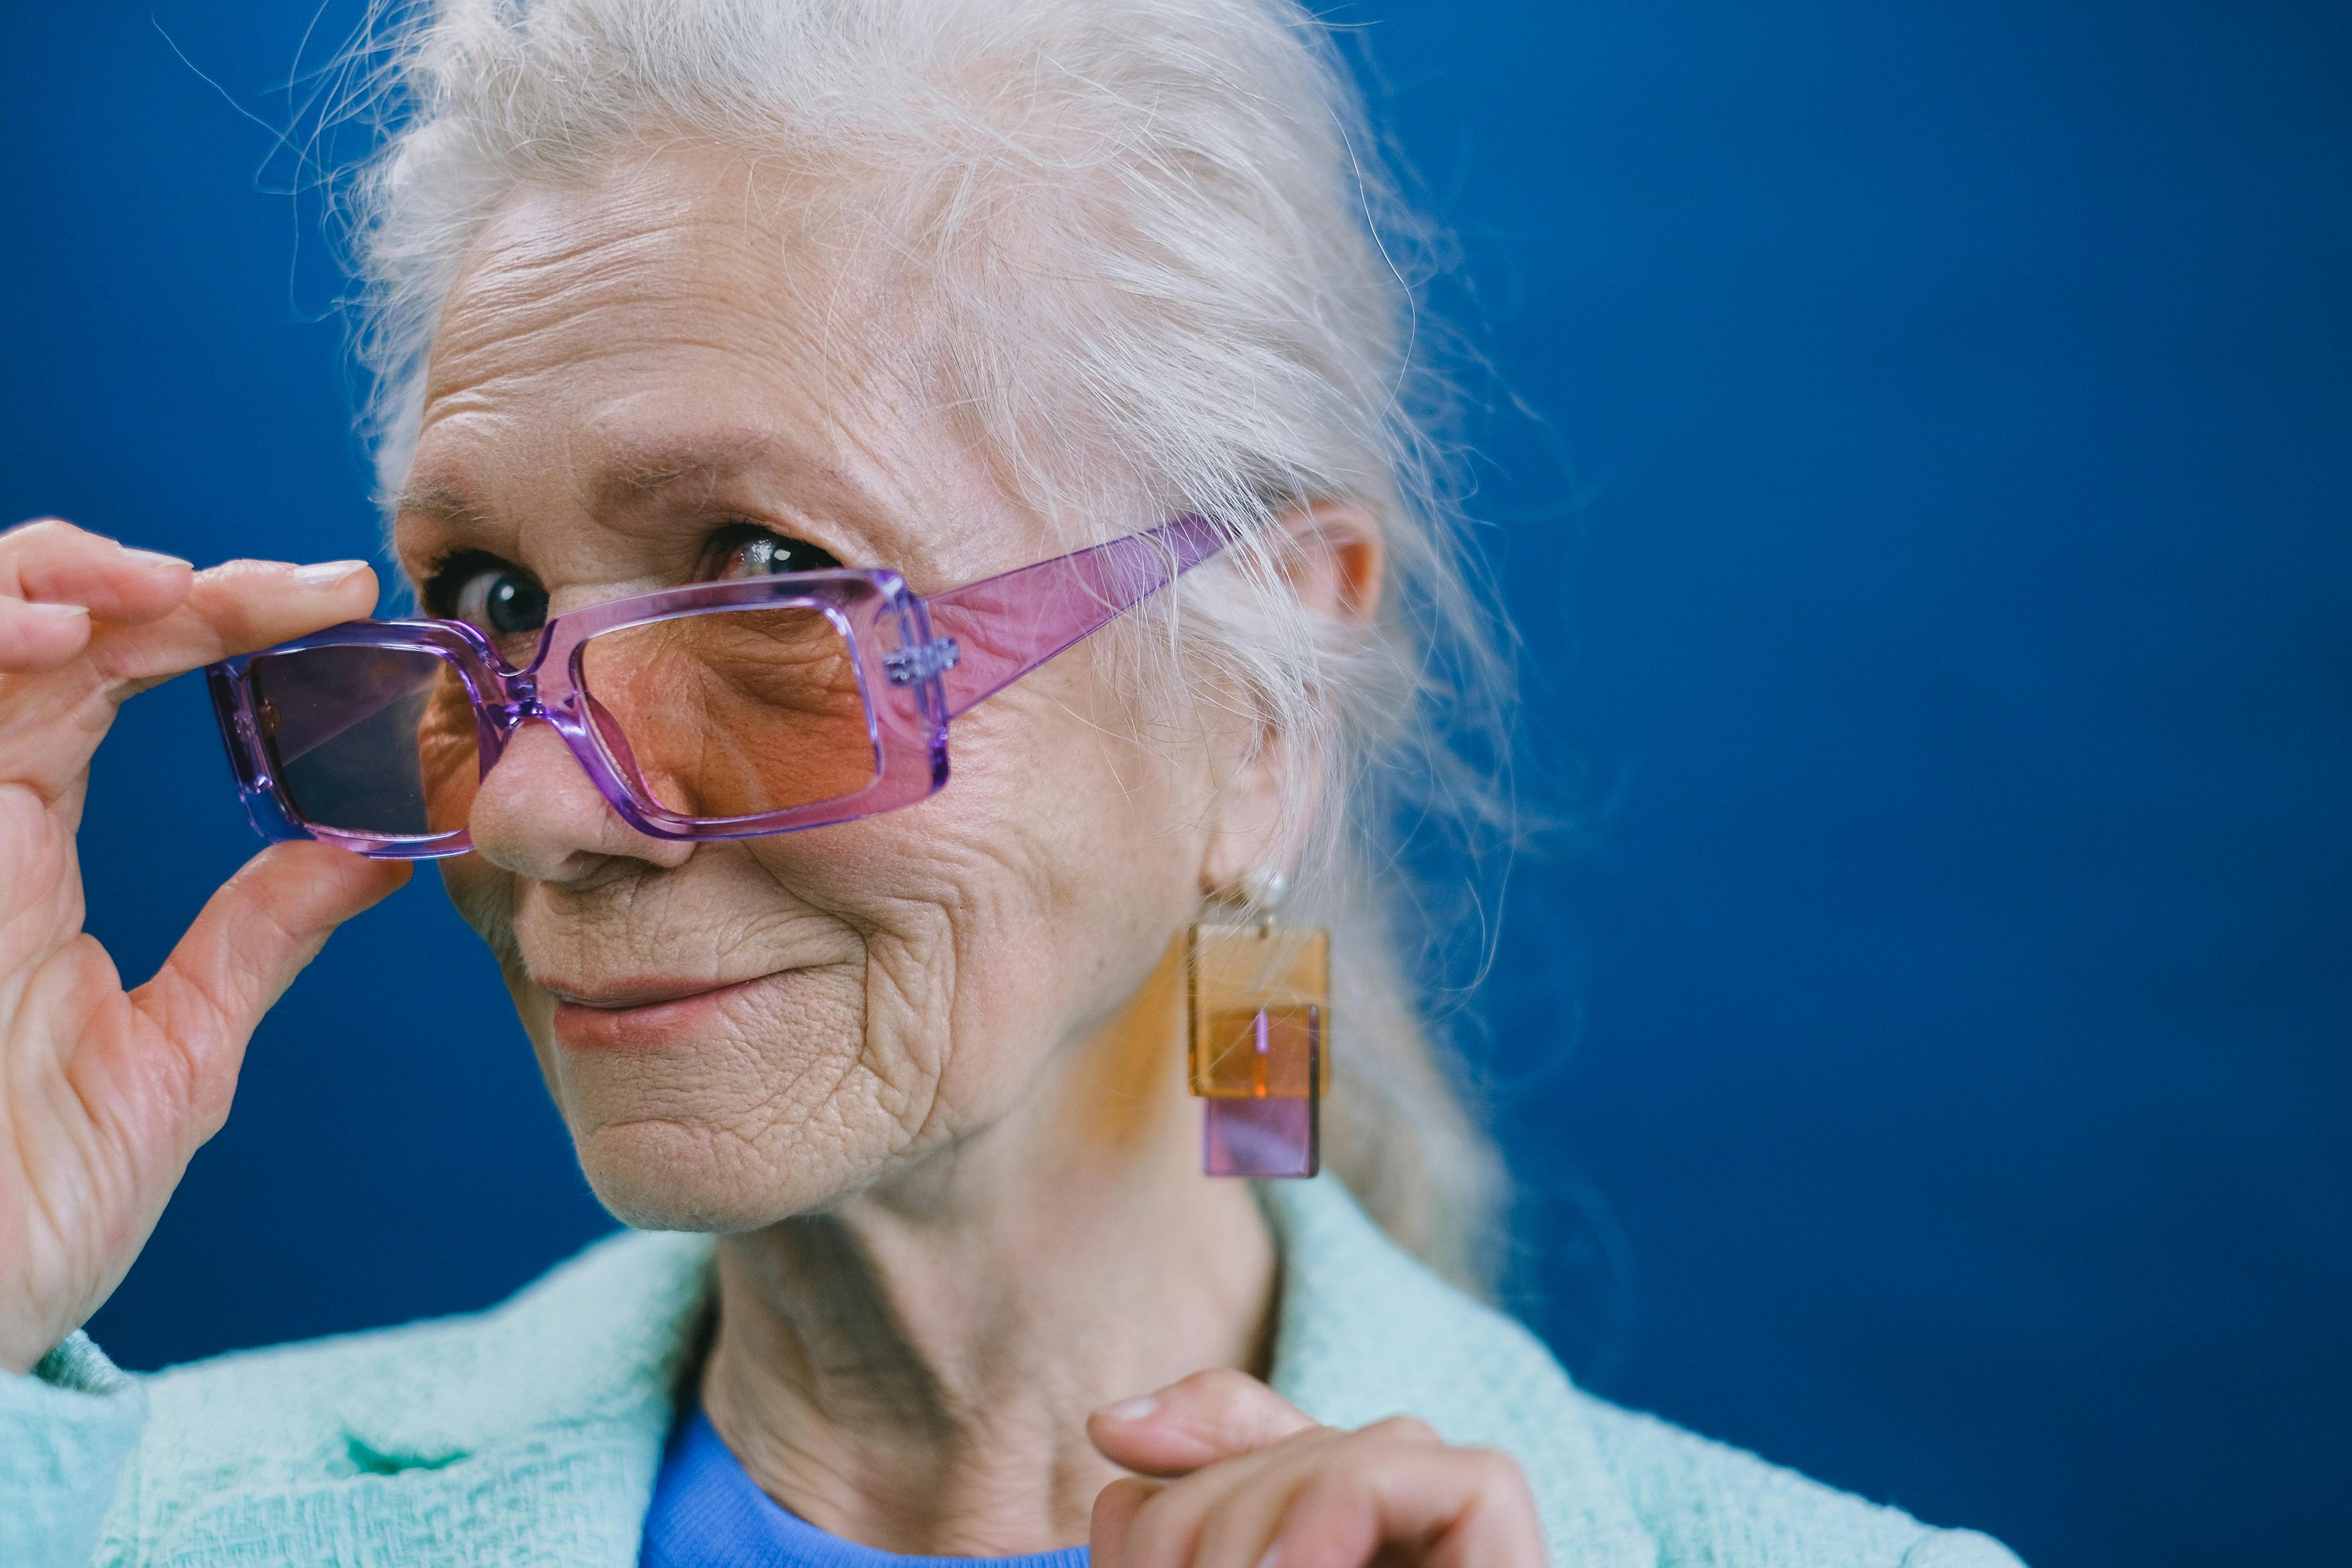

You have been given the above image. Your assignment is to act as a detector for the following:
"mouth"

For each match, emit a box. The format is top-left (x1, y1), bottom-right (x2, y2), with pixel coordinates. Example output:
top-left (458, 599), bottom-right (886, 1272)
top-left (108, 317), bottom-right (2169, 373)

top-left (542, 971), bottom-right (787, 1052)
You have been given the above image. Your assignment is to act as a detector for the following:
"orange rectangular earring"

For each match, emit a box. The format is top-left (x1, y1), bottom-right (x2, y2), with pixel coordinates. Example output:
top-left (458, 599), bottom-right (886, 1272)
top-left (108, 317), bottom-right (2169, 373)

top-left (1186, 871), bottom-right (1329, 1178)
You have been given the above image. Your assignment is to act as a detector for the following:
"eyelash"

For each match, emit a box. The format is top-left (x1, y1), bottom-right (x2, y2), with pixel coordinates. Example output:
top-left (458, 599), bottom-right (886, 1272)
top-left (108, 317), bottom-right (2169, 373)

top-left (706, 521), bottom-right (843, 578)
top-left (418, 550), bottom-right (505, 619)
top-left (417, 522), bottom-right (841, 614)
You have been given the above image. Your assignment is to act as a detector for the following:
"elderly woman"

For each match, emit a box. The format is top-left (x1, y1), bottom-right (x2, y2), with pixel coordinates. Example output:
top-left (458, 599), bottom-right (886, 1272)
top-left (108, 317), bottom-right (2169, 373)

top-left (0, 2), bottom-right (2022, 1566)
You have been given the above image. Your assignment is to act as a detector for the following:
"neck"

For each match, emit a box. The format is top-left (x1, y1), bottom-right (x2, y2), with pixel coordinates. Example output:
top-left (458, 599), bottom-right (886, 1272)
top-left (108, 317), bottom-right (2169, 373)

top-left (698, 948), bottom-right (1280, 1555)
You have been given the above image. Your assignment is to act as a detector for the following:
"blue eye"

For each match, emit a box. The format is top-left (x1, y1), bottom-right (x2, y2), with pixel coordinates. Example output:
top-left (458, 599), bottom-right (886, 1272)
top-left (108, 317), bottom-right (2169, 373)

top-left (452, 564), bottom-right (548, 638)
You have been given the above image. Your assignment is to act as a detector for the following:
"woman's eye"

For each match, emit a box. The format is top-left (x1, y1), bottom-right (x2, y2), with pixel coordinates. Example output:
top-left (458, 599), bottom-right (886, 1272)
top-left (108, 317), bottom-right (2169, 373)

top-left (715, 528), bottom-right (843, 580)
top-left (450, 564), bottom-right (549, 638)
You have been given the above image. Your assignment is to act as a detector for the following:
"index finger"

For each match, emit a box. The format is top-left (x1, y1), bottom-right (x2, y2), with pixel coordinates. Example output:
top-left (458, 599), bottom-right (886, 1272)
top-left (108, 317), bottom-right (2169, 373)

top-left (95, 558), bottom-right (381, 692)
top-left (0, 518), bottom-right (195, 625)
top-left (1268, 1442), bottom-right (1547, 1568)
top-left (1089, 1368), bottom-right (1322, 1478)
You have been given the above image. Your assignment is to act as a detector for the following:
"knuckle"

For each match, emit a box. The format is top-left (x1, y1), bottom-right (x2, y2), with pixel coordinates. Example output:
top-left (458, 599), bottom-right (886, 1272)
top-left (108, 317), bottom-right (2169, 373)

top-left (1161, 1366), bottom-right (1273, 1432)
top-left (1363, 1413), bottom-right (1441, 1445)
top-left (4, 517), bottom-right (74, 545)
top-left (1170, 1365), bottom-right (1259, 1406)
top-left (1460, 1444), bottom-right (1532, 1494)
top-left (1, 518), bottom-right (96, 562)
top-left (1287, 1455), bottom-right (1381, 1520)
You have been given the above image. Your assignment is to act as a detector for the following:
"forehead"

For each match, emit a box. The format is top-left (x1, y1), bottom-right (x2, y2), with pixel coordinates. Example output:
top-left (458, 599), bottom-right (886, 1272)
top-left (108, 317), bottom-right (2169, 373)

top-left (426, 150), bottom-right (870, 399)
top-left (405, 149), bottom-right (1016, 575)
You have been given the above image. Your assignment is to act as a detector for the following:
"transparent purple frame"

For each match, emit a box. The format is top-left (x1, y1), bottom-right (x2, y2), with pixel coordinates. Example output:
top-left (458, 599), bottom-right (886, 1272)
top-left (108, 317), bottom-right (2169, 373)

top-left (206, 514), bottom-right (1227, 859)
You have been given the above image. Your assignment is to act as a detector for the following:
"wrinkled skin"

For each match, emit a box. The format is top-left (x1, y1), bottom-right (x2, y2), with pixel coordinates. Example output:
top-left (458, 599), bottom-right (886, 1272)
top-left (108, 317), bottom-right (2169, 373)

top-left (412, 160), bottom-right (1205, 1230)
top-left (0, 146), bottom-right (1544, 1566)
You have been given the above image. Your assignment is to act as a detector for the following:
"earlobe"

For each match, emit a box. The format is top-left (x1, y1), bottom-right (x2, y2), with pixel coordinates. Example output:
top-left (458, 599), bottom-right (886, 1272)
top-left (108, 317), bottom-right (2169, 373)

top-left (1199, 729), bottom-right (1288, 897)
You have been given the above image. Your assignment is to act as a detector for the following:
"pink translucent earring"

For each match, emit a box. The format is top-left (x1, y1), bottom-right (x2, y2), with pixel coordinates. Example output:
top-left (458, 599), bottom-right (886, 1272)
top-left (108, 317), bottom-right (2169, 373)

top-left (1186, 870), bottom-right (1330, 1178)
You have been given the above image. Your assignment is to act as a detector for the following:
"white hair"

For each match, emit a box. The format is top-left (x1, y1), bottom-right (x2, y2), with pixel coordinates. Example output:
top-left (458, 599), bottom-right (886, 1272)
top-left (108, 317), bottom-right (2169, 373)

top-left (339, 0), bottom-right (1515, 1290)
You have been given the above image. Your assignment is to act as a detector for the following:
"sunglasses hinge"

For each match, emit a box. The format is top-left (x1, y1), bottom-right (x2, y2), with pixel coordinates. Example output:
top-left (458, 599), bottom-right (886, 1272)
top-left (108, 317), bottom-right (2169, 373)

top-left (884, 635), bottom-right (960, 688)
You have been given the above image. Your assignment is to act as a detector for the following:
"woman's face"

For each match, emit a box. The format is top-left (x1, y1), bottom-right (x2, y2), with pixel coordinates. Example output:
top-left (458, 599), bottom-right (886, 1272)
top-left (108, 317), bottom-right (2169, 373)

top-left (399, 150), bottom-right (1238, 1228)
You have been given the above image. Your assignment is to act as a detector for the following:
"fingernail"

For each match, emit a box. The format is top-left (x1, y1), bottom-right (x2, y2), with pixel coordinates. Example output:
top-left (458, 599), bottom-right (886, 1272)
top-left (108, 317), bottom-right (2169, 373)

top-left (293, 560), bottom-right (371, 588)
top-left (1098, 1396), bottom-right (1158, 1422)
top-left (122, 547), bottom-right (193, 570)
top-left (24, 600), bottom-right (91, 619)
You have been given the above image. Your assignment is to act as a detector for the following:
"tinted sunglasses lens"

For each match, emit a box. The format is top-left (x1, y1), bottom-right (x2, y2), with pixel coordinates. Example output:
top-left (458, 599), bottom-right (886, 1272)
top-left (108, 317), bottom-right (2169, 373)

top-left (578, 605), bottom-right (879, 820)
top-left (246, 645), bottom-right (480, 838)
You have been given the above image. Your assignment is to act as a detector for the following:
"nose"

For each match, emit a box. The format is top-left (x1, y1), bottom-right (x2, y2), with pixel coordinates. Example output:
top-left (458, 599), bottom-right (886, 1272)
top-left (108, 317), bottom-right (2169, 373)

top-left (466, 718), bottom-right (694, 883)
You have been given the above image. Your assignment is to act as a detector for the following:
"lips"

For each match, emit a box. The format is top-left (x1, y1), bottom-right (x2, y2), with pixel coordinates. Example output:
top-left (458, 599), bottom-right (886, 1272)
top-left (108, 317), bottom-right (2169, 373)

top-left (543, 971), bottom-right (783, 1051)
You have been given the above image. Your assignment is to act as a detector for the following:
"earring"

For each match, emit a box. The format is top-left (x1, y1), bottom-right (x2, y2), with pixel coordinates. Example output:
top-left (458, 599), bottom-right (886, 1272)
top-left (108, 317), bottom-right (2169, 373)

top-left (1186, 869), bottom-right (1330, 1178)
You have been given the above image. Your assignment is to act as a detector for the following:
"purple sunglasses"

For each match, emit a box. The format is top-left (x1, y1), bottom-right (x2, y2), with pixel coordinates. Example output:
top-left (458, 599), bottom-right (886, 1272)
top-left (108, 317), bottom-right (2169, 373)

top-left (206, 514), bottom-right (1228, 859)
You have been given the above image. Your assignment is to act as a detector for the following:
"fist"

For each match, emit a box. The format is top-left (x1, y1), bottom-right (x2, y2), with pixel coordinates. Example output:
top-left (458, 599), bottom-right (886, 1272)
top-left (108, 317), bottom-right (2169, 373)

top-left (1087, 1368), bottom-right (1547, 1568)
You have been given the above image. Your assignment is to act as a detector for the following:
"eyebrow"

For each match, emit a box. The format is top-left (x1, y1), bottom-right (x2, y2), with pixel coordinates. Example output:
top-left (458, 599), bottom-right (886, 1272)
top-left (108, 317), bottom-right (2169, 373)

top-left (393, 477), bottom-right (489, 526)
top-left (393, 444), bottom-right (770, 524)
top-left (393, 430), bottom-right (873, 541)
top-left (587, 433), bottom-right (786, 511)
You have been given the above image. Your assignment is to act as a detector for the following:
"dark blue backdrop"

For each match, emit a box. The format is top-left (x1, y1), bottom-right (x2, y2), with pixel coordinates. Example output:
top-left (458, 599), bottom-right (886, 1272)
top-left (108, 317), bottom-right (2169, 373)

top-left (4, 4), bottom-right (2346, 1564)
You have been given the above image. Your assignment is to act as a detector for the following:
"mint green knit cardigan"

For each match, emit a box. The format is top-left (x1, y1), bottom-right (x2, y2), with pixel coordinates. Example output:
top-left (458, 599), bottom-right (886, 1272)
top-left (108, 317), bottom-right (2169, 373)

top-left (4, 1175), bottom-right (2022, 1567)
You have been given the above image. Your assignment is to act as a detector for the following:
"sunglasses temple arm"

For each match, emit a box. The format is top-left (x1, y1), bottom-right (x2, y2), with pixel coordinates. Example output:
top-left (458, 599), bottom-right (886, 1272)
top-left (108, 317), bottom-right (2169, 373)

top-left (922, 513), bottom-right (1230, 721)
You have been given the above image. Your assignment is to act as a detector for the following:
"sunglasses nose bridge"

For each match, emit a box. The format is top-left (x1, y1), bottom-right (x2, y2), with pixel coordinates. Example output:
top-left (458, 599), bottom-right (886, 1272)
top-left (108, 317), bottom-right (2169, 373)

top-left (475, 667), bottom-right (608, 784)
top-left (473, 665), bottom-right (549, 743)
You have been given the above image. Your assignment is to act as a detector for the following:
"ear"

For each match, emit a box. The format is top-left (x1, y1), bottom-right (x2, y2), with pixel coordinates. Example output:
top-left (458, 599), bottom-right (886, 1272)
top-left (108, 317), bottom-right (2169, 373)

top-left (1280, 498), bottom-right (1385, 625)
top-left (1197, 500), bottom-right (1384, 895)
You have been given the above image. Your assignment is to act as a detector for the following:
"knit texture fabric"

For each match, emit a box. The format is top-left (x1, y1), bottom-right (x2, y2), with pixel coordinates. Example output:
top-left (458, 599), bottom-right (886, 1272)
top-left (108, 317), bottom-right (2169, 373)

top-left (1, 1175), bottom-right (2024, 1567)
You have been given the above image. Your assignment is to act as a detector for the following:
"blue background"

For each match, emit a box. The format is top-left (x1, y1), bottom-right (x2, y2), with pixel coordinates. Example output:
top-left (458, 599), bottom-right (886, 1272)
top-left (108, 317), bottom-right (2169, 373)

top-left (4, 3), bottom-right (2346, 1563)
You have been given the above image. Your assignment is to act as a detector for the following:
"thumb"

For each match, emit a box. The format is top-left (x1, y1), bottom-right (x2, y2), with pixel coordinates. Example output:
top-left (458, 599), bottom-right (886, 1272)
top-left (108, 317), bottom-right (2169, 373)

top-left (1087, 1366), bottom-right (1321, 1479)
top-left (129, 842), bottom-right (410, 1140)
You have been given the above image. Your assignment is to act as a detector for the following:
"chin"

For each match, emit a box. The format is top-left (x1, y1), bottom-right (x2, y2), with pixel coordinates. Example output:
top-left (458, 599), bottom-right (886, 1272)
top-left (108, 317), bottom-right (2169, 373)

top-left (564, 1108), bottom-right (876, 1233)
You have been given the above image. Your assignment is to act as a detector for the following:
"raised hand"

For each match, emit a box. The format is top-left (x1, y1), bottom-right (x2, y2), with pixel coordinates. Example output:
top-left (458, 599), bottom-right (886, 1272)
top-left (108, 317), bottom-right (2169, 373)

top-left (1088, 1368), bottom-right (1547, 1568)
top-left (0, 519), bottom-right (410, 1375)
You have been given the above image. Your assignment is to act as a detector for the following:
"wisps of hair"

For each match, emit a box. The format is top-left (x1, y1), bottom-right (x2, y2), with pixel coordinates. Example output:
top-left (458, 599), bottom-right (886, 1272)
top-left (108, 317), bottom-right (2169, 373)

top-left (332, 0), bottom-right (1518, 1291)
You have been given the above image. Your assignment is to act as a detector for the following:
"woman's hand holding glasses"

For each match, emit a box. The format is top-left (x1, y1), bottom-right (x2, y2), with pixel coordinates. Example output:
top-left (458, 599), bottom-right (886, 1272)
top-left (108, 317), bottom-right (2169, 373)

top-left (0, 518), bottom-right (410, 1376)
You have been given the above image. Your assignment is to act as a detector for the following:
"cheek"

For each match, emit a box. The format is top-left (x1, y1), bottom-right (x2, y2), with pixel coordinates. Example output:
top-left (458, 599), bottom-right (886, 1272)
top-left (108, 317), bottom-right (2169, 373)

top-left (418, 668), bottom-right (483, 836)
top-left (428, 655), bottom-right (1213, 1224)
top-left (858, 680), bottom-right (1205, 1118)
top-left (437, 855), bottom-right (518, 956)
top-left (513, 858), bottom-right (899, 1228)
